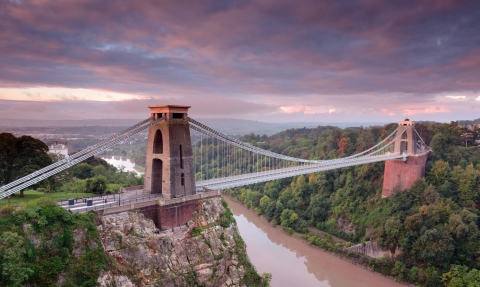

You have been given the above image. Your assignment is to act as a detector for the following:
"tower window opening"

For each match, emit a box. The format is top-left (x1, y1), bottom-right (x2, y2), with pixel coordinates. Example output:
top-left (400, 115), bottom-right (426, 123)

top-left (181, 173), bottom-right (185, 186)
top-left (180, 144), bottom-right (184, 168)
top-left (153, 129), bottom-right (163, 154)
top-left (173, 113), bottom-right (183, 119)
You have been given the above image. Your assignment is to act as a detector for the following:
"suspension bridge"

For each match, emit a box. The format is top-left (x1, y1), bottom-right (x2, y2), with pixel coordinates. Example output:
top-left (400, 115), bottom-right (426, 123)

top-left (0, 105), bottom-right (430, 228)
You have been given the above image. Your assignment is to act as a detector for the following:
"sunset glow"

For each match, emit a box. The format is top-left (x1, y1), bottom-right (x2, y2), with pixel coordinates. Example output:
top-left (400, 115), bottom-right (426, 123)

top-left (1, 0), bottom-right (479, 122)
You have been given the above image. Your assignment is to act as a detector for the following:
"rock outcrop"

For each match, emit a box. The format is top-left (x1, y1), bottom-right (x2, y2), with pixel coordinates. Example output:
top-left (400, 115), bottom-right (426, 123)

top-left (97, 197), bottom-right (261, 287)
top-left (346, 241), bottom-right (392, 259)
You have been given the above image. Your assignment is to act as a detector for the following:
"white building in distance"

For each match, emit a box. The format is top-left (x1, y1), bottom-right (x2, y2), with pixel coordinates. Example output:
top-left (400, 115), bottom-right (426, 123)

top-left (49, 141), bottom-right (70, 157)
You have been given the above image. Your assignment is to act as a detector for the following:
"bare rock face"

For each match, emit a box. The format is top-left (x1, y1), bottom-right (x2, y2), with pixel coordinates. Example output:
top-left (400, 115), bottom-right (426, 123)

top-left (97, 198), bottom-right (253, 287)
top-left (336, 218), bottom-right (356, 235)
top-left (346, 241), bottom-right (392, 259)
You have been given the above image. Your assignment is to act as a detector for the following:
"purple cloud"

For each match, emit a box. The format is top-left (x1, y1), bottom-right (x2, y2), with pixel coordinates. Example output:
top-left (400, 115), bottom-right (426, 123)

top-left (1, 0), bottom-right (480, 122)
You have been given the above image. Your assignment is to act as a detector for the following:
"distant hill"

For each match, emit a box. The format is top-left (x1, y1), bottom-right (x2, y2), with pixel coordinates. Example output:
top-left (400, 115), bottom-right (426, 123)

top-left (0, 118), bottom-right (386, 136)
top-left (0, 118), bottom-right (141, 127)
top-left (458, 118), bottom-right (480, 126)
top-left (197, 118), bottom-right (386, 136)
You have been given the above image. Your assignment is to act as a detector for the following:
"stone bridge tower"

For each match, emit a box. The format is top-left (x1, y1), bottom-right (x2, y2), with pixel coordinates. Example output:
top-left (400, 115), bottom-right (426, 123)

top-left (382, 120), bottom-right (428, 197)
top-left (144, 105), bottom-right (196, 199)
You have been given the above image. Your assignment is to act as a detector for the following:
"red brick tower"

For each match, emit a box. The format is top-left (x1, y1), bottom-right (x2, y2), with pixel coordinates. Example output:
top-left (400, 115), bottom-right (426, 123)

top-left (382, 120), bottom-right (428, 197)
top-left (143, 105), bottom-right (196, 199)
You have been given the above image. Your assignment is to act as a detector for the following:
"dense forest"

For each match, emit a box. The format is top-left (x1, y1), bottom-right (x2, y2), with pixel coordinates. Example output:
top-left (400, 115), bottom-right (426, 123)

top-left (193, 121), bottom-right (480, 286)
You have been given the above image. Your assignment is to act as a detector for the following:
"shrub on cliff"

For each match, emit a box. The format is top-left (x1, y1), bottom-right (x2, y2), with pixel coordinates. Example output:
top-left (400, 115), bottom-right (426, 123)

top-left (0, 198), bottom-right (107, 286)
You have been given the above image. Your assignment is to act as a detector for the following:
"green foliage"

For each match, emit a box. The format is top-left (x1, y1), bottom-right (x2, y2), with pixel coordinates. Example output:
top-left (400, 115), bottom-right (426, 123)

top-left (222, 121), bottom-right (480, 284)
top-left (442, 265), bottom-right (480, 287)
top-left (408, 266), bottom-right (419, 282)
top-left (0, 201), bottom-right (107, 286)
top-left (261, 273), bottom-right (272, 287)
top-left (72, 163), bottom-right (93, 179)
top-left (425, 266), bottom-right (441, 287)
top-left (190, 226), bottom-right (208, 237)
top-left (0, 231), bottom-right (33, 286)
top-left (392, 260), bottom-right (406, 281)
top-left (85, 175), bottom-right (108, 194)
top-left (61, 180), bottom-right (88, 193)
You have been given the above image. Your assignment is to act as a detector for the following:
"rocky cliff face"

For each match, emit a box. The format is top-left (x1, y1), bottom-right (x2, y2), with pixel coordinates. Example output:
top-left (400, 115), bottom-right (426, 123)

top-left (97, 198), bottom-right (264, 287)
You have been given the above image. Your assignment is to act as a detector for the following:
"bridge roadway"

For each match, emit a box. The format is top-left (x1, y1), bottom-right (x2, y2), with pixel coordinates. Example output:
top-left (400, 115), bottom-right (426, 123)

top-left (58, 188), bottom-right (163, 213)
top-left (196, 152), bottom-right (406, 191)
top-left (61, 153), bottom-right (406, 213)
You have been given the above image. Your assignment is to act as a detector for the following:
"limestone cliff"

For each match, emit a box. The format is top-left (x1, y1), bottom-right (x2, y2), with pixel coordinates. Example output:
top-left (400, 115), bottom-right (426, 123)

top-left (97, 197), bottom-right (267, 287)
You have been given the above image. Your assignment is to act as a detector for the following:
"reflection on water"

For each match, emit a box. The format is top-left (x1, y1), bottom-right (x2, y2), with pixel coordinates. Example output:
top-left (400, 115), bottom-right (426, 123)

top-left (100, 156), bottom-right (144, 175)
top-left (224, 196), bottom-right (406, 287)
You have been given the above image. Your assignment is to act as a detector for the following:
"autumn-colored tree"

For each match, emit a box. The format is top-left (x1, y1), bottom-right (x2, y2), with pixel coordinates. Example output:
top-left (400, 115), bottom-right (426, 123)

top-left (338, 137), bottom-right (350, 155)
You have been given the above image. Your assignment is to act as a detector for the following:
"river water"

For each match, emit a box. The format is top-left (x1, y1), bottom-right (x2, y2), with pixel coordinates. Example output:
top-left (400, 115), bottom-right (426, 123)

top-left (223, 196), bottom-right (406, 287)
top-left (100, 156), bottom-right (144, 175)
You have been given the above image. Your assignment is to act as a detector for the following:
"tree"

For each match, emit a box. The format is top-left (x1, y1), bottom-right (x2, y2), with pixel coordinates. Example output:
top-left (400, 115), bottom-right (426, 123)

top-left (442, 265), bottom-right (480, 287)
top-left (392, 260), bottom-right (406, 281)
top-left (425, 266), bottom-right (441, 287)
top-left (338, 137), bottom-right (350, 155)
top-left (451, 164), bottom-right (480, 207)
top-left (408, 266), bottom-right (419, 283)
top-left (377, 217), bottom-right (403, 255)
top-left (0, 133), bottom-right (17, 186)
top-left (0, 133), bottom-right (52, 197)
top-left (423, 185), bottom-right (441, 205)
top-left (259, 195), bottom-right (271, 214)
top-left (71, 163), bottom-right (93, 179)
top-left (412, 228), bottom-right (455, 267)
top-left (410, 179), bottom-right (428, 206)
top-left (86, 175), bottom-right (108, 194)
top-left (307, 194), bottom-right (329, 222)
top-left (428, 160), bottom-right (451, 188)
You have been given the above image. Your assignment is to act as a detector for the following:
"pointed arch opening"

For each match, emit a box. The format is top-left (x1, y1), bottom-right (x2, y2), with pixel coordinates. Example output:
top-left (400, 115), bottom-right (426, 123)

top-left (153, 129), bottom-right (163, 154)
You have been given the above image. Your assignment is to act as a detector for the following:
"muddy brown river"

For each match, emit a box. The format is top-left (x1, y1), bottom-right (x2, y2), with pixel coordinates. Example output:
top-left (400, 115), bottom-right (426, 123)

top-left (224, 196), bottom-right (406, 287)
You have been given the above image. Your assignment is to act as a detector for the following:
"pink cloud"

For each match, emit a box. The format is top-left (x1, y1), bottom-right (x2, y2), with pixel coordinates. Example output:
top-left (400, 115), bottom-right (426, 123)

top-left (403, 106), bottom-right (450, 115)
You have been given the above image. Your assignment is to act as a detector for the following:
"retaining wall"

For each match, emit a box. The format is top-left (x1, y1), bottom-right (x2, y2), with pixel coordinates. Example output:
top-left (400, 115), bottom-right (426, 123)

top-left (101, 190), bottom-right (221, 230)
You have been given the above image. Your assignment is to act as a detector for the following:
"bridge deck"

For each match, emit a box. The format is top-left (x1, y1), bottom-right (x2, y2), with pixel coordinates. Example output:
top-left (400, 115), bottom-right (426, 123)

top-left (196, 153), bottom-right (405, 190)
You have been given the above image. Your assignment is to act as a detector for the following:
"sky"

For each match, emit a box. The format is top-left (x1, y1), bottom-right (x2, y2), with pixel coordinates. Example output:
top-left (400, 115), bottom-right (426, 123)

top-left (1, 0), bottom-right (480, 123)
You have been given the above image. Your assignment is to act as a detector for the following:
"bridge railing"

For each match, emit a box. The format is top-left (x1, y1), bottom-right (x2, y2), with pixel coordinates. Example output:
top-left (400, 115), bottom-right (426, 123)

top-left (65, 193), bottom-right (163, 213)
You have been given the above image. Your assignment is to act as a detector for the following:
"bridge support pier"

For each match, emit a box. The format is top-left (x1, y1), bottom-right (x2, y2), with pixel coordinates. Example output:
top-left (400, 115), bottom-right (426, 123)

top-left (382, 154), bottom-right (428, 197)
top-left (143, 105), bottom-right (196, 199)
top-left (381, 120), bottom-right (428, 197)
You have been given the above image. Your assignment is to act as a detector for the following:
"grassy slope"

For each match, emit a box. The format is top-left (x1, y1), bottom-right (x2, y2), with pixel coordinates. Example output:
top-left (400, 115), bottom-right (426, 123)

top-left (0, 190), bottom-right (93, 207)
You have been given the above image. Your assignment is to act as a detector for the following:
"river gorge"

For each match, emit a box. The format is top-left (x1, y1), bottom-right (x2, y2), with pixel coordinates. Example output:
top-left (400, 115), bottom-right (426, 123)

top-left (224, 196), bottom-right (406, 287)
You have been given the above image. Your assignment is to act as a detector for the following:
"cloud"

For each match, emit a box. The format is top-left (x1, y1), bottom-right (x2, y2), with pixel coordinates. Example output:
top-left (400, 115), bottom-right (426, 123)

top-left (279, 106), bottom-right (305, 114)
top-left (0, 0), bottom-right (480, 122)
top-left (445, 95), bottom-right (466, 100)
top-left (403, 106), bottom-right (450, 115)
